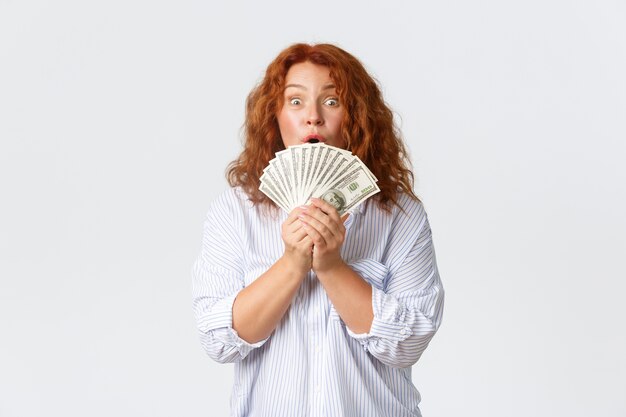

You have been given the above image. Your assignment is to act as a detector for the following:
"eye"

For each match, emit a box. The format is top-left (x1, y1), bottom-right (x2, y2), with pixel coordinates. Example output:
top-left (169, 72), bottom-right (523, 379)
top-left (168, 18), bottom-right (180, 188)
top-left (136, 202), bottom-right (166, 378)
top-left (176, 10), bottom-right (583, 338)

top-left (289, 98), bottom-right (302, 105)
top-left (324, 98), bottom-right (339, 107)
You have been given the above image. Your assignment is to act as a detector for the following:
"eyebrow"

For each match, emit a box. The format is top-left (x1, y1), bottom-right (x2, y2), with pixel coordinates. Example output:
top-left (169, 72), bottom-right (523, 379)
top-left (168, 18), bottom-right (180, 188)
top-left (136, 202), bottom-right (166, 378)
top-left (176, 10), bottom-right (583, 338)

top-left (284, 83), bottom-right (336, 91)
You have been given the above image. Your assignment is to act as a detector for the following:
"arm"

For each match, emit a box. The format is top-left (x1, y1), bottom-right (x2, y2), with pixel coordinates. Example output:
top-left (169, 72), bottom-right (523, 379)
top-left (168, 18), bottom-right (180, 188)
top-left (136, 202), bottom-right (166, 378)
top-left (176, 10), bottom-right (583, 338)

top-left (192, 194), bottom-right (312, 363)
top-left (298, 198), bottom-right (374, 333)
top-left (300, 197), bottom-right (444, 369)
top-left (232, 208), bottom-right (312, 343)
top-left (347, 206), bottom-right (444, 368)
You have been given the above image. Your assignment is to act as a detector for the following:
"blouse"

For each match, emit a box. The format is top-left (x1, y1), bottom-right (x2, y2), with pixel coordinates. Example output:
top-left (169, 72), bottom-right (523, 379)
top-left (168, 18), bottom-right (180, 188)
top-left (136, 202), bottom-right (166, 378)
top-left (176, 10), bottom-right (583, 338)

top-left (192, 187), bottom-right (444, 417)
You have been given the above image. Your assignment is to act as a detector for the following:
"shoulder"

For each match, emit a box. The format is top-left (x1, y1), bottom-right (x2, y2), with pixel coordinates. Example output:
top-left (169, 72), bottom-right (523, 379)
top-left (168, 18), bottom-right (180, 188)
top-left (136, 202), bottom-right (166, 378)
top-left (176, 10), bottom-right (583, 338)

top-left (208, 187), bottom-right (252, 211)
top-left (205, 187), bottom-right (254, 222)
top-left (205, 187), bottom-right (281, 224)
top-left (394, 193), bottom-right (427, 221)
top-left (386, 192), bottom-right (430, 236)
top-left (366, 192), bottom-right (427, 224)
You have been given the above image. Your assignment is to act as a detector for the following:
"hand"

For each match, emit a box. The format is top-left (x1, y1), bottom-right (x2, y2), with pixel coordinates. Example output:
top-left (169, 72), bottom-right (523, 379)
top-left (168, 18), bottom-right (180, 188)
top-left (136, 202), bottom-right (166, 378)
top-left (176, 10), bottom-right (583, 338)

top-left (281, 206), bottom-right (314, 274)
top-left (298, 198), bottom-right (349, 274)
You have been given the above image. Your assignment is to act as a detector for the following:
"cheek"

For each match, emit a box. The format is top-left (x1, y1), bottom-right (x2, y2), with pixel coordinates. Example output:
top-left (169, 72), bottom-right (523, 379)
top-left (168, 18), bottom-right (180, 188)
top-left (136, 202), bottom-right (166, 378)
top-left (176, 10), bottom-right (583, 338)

top-left (329, 112), bottom-right (344, 134)
top-left (277, 110), bottom-right (297, 134)
top-left (277, 110), bottom-right (301, 147)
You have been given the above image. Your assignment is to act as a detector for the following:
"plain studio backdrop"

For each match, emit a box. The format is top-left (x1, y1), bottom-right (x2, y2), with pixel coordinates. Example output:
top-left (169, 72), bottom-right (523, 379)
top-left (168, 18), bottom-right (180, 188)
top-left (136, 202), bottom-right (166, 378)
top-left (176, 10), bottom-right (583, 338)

top-left (1, 1), bottom-right (624, 416)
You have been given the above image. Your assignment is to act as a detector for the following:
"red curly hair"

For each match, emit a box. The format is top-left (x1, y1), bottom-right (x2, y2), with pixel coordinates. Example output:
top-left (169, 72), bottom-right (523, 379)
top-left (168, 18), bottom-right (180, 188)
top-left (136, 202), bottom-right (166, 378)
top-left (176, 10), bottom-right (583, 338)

top-left (227, 43), bottom-right (419, 211)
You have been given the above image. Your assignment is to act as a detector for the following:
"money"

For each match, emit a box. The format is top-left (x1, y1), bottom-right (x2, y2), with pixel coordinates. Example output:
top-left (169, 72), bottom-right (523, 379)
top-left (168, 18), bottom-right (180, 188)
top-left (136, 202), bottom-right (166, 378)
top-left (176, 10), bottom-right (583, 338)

top-left (259, 144), bottom-right (380, 216)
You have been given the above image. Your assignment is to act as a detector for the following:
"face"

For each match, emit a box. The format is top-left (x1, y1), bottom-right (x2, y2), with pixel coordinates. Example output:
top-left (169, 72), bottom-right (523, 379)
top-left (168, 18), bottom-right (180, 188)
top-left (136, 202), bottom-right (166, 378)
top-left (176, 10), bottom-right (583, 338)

top-left (321, 190), bottom-right (346, 211)
top-left (277, 61), bottom-right (346, 149)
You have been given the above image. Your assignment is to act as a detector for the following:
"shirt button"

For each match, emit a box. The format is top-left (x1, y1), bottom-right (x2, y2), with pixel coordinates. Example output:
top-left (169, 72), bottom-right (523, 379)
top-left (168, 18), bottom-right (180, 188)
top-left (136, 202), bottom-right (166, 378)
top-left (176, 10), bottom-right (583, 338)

top-left (315, 385), bottom-right (321, 393)
top-left (315, 344), bottom-right (321, 353)
top-left (400, 328), bottom-right (407, 335)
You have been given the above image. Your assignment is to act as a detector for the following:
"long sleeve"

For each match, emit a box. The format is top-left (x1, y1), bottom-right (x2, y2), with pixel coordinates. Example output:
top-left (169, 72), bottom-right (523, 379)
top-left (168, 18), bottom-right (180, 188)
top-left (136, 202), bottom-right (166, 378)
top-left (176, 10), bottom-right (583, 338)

top-left (193, 189), bottom-right (442, 416)
top-left (191, 193), bottom-right (268, 363)
top-left (345, 200), bottom-right (445, 369)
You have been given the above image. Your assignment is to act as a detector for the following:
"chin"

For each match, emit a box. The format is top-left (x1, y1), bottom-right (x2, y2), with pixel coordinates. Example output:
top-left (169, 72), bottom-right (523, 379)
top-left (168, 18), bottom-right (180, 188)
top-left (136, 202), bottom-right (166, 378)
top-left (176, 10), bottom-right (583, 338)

top-left (327, 141), bottom-right (346, 149)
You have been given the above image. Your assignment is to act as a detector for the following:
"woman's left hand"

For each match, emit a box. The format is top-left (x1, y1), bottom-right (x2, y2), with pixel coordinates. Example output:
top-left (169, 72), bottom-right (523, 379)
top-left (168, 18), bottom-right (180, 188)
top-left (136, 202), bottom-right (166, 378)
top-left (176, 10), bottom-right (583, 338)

top-left (298, 198), bottom-right (349, 274)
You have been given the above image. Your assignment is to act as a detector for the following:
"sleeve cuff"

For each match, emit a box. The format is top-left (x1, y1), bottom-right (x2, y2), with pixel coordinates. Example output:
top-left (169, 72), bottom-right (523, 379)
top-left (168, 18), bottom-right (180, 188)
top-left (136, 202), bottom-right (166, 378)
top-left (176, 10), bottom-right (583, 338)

top-left (346, 286), bottom-right (413, 345)
top-left (197, 293), bottom-right (238, 333)
top-left (217, 328), bottom-right (269, 357)
top-left (347, 258), bottom-right (389, 290)
top-left (197, 292), bottom-right (269, 356)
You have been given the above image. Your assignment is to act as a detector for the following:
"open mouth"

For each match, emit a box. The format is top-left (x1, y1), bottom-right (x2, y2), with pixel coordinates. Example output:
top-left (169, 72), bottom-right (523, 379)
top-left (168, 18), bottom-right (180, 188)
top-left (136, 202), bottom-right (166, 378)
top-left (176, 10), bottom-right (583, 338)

top-left (304, 135), bottom-right (324, 144)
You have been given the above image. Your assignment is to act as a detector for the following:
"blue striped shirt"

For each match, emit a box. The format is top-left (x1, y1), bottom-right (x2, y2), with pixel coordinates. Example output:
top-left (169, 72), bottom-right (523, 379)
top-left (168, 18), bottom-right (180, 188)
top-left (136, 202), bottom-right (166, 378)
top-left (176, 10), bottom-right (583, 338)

top-left (192, 187), bottom-right (444, 417)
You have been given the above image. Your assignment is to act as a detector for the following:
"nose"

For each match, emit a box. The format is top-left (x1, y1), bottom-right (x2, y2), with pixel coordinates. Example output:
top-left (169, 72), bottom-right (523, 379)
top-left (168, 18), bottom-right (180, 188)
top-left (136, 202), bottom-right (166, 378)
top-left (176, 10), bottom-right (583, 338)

top-left (306, 105), bottom-right (324, 126)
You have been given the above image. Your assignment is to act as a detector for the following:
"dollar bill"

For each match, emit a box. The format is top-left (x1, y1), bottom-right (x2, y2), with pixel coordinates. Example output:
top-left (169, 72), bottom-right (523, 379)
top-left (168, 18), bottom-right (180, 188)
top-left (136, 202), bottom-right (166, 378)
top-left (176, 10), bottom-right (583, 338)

top-left (259, 143), bottom-right (379, 215)
top-left (311, 164), bottom-right (380, 216)
top-left (259, 180), bottom-right (290, 212)
top-left (260, 169), bottom-right (290, 210)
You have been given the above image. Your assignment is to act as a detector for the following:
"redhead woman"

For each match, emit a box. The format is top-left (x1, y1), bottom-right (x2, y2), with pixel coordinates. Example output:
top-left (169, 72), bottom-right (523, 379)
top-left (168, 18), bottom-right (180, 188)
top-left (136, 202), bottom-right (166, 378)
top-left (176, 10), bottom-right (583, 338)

top-left (192, 43), bottom-right (444, 417)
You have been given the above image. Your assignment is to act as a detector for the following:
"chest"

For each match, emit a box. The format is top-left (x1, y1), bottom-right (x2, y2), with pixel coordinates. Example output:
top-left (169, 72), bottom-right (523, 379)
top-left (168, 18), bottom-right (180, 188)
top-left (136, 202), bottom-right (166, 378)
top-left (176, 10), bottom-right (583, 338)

top-left (238, 211), bottom-right (393, 286)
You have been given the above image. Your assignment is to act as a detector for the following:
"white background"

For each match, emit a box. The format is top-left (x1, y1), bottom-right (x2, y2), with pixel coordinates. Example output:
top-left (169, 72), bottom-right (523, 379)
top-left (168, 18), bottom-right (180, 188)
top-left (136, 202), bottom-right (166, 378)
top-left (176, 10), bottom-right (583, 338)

top-left (1, 1), bottom-right (625, 416)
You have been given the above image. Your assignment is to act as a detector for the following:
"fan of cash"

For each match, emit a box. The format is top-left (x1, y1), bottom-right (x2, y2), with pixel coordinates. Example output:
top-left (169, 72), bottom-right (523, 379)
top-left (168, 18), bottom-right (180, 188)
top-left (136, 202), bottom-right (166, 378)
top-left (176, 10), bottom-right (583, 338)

top-left (259, 143), bottom-right (380, 216)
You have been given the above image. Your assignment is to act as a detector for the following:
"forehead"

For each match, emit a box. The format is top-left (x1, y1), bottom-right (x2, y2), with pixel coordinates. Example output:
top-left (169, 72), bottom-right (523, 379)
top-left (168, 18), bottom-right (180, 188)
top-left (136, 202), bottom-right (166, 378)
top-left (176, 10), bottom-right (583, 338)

top-left (284, 61), bottom-right (334, 86)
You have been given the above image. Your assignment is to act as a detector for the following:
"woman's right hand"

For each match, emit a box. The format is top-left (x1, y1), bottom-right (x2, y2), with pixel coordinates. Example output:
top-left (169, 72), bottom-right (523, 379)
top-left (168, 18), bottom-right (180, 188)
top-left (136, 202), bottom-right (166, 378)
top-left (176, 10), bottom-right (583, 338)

top-left (281, 206), bottom-right (314, 274)
top-left (230, 206), bottom-right (314, 344)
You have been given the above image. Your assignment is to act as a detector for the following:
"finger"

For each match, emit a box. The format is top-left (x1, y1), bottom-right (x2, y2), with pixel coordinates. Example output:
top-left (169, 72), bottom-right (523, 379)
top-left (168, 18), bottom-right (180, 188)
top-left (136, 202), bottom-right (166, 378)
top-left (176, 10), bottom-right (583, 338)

top-left (301, 205), bottom-right (330, 227)
top-left (300, 213), bottom-right (335, 245)
top-left (301, 222), bottom-right (327, 248)
top-left (286, 216), bottom-right (307, 232)
top-left (308, 198), bottom-right (348, 239)
top-left (289, 224), bottom-right (309, 241)
top-left (287, 224), bottom-right (313, 248)
top-left (297, 234), bottom-right (314, 248)
top-left (302, 205), bottom-right (344, 240)
top-left (300, 212), bottom-right (325, 232)
top-left (310, 198), bottom-right (342, 223)
top-left (284, 205), bottom-right (309, 227)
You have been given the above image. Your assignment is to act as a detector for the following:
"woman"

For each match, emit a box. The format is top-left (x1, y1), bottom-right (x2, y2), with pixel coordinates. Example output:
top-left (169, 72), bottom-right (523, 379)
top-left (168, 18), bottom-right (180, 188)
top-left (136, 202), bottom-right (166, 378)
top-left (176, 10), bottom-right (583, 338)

top-left (192, 43), bottom-right (444, 417)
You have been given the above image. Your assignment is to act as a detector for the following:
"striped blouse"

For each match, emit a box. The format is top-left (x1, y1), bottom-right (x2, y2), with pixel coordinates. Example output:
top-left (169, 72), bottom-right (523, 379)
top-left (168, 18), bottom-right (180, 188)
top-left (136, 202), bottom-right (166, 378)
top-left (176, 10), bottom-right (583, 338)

top-left (191, 187), bottom-right (444, 417)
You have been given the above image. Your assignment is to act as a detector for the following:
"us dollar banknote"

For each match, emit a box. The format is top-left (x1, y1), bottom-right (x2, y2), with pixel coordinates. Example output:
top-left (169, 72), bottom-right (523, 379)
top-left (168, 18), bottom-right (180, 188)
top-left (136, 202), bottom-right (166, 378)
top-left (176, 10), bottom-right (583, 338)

top-left (259, 143), bottom-right (380, 215)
